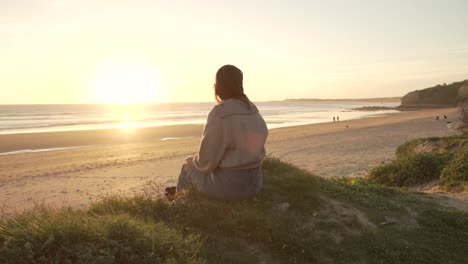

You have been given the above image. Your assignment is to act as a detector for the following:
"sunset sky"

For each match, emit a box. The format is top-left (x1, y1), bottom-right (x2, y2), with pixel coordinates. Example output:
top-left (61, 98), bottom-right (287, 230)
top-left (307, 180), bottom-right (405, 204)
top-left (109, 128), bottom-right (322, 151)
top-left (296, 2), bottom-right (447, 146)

top-left (1, 0), bottom-right (468, 104)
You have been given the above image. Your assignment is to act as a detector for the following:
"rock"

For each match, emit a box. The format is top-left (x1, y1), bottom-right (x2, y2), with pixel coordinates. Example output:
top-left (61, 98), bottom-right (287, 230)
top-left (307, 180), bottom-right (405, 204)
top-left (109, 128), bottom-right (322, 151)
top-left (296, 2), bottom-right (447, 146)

top-left (458, 81), bottom-right (468, 99)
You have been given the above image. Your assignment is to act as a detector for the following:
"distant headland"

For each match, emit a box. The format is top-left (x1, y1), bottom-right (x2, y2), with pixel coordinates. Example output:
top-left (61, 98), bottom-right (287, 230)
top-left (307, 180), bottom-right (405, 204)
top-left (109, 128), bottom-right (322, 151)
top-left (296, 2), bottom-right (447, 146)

top-left (283, 97), bottom-right (401, 103)
top-left (284, 78), bottom-right (468, 110)
top-left (399, 80), bottom-right (468, 108)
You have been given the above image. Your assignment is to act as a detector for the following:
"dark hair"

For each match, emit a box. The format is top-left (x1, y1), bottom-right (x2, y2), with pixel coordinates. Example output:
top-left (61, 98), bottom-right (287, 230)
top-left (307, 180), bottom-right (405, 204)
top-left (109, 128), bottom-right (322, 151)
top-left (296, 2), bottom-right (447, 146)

top-left (214, 65), bottom-right (252, 108)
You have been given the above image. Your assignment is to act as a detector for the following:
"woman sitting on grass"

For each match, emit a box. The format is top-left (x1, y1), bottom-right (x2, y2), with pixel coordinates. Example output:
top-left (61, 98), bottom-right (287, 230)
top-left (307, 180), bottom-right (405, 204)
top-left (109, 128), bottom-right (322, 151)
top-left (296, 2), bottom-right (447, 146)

top-left (171, 65), bottom-right (268, 200)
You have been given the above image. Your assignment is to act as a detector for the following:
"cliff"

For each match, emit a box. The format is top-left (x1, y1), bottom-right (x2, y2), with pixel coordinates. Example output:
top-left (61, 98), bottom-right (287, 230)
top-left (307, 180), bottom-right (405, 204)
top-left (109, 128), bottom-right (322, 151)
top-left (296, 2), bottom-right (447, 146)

top-left (400, 80), bottom-right (467, 108)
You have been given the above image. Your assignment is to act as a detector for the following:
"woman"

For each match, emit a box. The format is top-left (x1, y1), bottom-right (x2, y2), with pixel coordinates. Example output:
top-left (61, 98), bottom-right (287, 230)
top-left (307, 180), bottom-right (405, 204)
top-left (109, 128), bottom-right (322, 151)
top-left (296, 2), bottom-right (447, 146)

top-left (175, 65), bottom-right (268, 200)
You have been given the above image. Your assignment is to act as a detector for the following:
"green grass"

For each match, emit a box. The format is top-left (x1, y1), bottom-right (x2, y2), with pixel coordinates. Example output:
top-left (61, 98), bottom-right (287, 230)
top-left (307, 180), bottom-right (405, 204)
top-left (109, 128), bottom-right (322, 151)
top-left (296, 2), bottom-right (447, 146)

top-left (0, 209), bottom-right (203, 263)
top-left (440, 151), bottom-right (468, 191)
top-left (1, 157), bottom-right (468, 263)
top-left (369, 136), bottom-right (468, 191)
top-left (368, 153), bottom-right (451, 187)
top-left (395, 135), bottom-right (468, 157)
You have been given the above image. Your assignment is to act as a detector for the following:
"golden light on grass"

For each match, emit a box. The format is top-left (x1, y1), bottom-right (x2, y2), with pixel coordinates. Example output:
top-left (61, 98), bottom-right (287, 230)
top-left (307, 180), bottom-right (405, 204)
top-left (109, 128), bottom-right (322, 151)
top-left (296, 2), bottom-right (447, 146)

top-left (94, 63), bottom-right (161, 104)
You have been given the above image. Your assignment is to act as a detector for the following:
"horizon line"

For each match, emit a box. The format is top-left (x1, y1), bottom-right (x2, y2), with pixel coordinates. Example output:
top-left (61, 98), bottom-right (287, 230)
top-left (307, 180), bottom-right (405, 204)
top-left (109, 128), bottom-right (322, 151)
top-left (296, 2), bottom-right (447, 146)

top-left (0, 96), bottom-right (402, 106)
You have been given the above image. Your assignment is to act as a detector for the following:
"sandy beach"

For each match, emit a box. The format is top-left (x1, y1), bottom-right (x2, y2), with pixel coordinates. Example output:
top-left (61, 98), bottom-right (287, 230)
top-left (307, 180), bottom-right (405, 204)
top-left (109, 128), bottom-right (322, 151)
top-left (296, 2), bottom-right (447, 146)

top-left (0, 107), bottom-right (461, 213)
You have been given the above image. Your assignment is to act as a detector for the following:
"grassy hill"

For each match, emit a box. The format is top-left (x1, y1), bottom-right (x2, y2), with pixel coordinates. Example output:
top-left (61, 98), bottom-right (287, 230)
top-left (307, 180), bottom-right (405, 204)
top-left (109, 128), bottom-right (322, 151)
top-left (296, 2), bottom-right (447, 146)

top-left (1, 157), bottom-right (467, 263)
top-left (369, 136), bottom-right (468, 191)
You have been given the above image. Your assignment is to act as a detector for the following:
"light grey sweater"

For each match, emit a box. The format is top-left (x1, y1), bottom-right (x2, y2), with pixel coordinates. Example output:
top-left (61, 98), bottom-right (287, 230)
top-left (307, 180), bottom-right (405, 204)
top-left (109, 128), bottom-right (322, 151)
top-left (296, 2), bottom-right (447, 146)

top-left (192, 99), bottom-right (268, 174)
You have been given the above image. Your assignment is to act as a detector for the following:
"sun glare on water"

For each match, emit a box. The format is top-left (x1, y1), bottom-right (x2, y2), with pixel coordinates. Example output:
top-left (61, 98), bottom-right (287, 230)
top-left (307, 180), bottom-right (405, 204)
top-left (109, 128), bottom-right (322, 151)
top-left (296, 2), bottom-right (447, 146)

top-left (94, 63), bottom-right (161, 105)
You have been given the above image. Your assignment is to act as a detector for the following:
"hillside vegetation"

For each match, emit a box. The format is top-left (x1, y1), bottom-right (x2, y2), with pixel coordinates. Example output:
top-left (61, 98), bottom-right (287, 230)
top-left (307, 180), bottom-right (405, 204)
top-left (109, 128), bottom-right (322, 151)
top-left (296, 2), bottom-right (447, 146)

top-left (400, 80), bottom-right (467, 108)
top-left (369, 136), bottom-right (468, 191)
top-left (1, 157), bottom-right (467, 263)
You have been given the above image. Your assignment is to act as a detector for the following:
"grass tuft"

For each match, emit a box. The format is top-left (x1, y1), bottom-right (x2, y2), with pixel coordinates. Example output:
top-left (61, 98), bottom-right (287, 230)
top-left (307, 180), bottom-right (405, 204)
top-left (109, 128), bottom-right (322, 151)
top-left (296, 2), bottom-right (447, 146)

top-left (369, 136), bottom-right (468, 191)
top-left (0, 210), bottom-right (203, 264)
top-left (369, 153), bottom-right (451, 186)
top-left (440, 151), bottom-right (468, 191)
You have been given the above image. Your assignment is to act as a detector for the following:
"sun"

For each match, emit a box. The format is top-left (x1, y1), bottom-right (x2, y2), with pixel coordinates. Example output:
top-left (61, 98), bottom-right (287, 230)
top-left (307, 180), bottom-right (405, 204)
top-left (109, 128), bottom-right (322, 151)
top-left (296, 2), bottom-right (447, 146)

top-left (94, 63), bottom-right (161, 104)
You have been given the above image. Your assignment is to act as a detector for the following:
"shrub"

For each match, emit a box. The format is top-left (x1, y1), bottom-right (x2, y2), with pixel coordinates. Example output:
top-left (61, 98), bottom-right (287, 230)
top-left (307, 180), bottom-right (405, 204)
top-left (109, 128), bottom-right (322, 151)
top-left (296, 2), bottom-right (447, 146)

top-left (395, 136), bottom-right (468, 158)
top-left (369, 153), bottom-right (450, 187)
top-left (368, 162), bottom-right (402, 186)
top-left (395, 139), bottom-right (425, 158)
top-left (440, 151), bottom-right (468, 191)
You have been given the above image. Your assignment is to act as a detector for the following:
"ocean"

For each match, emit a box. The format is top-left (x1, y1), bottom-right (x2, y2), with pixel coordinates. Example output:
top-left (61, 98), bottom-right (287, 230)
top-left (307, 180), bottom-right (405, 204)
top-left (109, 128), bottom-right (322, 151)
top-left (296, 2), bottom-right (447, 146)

top-left (0, 101), bottom-right (399, 135)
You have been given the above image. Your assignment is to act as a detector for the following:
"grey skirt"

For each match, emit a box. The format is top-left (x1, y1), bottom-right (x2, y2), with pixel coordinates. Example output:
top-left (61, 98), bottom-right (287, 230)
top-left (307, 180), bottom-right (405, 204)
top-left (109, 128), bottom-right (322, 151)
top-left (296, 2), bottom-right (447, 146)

top-left (177, 165), bottom-right (262, 200)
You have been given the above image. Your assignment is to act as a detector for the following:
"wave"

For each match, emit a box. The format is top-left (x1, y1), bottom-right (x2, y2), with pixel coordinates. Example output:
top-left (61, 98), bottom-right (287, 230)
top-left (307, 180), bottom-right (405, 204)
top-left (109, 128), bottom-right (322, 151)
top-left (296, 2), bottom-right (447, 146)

top-left (0, 102), bottom-right (400, 134)
top-left (0, 146), bottom-right (86, 156)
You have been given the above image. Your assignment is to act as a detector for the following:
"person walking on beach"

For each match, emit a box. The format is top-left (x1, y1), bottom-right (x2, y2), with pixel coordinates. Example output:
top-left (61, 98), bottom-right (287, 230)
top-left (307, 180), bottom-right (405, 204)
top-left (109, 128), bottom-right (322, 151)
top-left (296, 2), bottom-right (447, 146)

top-left (337, 116), bottom-right (340, 122)
top-left (170, 65), bottom-right (268, 200)
top-left (333, 117), bottom-right (336, 122)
